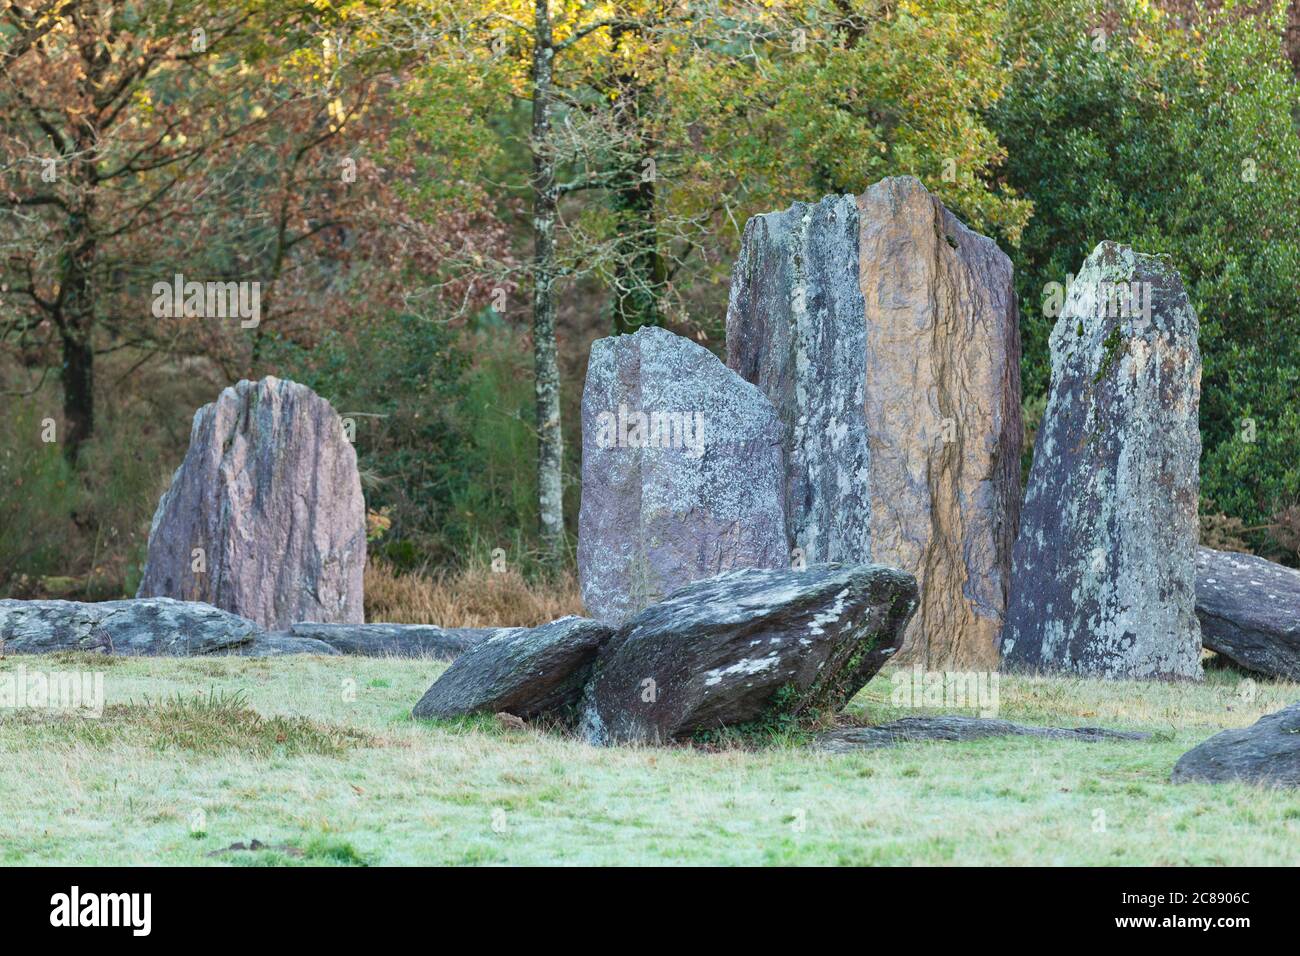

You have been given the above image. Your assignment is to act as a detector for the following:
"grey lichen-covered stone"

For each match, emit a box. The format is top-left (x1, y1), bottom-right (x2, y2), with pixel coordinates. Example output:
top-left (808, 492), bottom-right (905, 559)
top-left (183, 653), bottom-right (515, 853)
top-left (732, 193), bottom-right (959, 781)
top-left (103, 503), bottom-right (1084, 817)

top-left (726, 177), bottom-right (1021, 668)
top-left (1002, 241), bottom-right (1202, 680)
top-left (137, 376), bottom-right (366, 630)
top-left (1171, 703), bottom-right (1300, 787)
top-left (288, 622), bottom-right (514, 660)
top-left (578, 563), bottom-right (917, 746)
top-left (814, 716), bottom-right (1150, 752)
top-left (578, 325), bottom-right (788, 622)
top-left (1196, 547), bottom-right (1300, 680)
top-left (412, 616), bottom-right (614, 721)
top-left (221, 631), bottom-right (341, 656)
top-left (727, 195), bottom-right (871, 568)
top-left (0, 598), bottom-right (261, 655)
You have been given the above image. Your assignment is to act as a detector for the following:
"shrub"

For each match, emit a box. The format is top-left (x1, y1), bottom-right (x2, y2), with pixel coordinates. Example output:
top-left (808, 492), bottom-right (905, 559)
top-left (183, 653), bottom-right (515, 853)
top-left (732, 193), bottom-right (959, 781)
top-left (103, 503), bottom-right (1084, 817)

top-left (267, 309), bottom-right (571, 573)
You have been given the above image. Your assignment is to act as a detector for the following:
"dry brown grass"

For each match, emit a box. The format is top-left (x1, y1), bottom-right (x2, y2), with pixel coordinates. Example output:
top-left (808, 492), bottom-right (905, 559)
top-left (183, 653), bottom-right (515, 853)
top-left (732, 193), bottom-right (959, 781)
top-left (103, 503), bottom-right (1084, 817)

top-left (363, 559), bottom-right (585, 627)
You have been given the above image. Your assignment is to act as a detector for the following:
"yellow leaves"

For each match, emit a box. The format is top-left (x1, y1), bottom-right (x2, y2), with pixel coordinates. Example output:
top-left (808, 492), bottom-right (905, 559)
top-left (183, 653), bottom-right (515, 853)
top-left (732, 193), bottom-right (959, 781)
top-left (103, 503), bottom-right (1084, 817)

top-left (328, 97), bottom-right (348, 133)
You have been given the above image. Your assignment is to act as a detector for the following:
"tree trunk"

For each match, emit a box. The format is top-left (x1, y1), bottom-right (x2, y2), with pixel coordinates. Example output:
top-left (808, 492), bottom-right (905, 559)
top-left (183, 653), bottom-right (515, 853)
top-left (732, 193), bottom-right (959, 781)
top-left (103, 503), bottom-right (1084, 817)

top-left (610, 168), bottom-right (665, 335)
top-left (59, 201), bottom-right (97, 461)
top-left (60, 325), bottom-right (94, 460)
top-left (531, 0), bottom-right (565, 555)
top-left (609, 24), bottom-right (665, 335)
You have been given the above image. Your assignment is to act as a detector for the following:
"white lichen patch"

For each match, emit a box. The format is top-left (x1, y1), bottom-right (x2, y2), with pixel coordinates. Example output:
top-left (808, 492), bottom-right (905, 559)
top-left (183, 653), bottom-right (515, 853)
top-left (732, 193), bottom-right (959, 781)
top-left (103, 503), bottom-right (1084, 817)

top-left (807, 588), bottom-right (850, 636)
top-left (702, 654), bottom-right (781, 687)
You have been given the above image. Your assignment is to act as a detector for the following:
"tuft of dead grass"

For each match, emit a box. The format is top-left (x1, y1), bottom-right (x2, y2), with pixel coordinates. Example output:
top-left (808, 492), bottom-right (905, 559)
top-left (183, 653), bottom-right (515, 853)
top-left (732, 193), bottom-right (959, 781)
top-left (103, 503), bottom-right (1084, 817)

top-left (8, 690), bottom-right (374, 756)
top-left (364, 559), bottom-right (584, 627)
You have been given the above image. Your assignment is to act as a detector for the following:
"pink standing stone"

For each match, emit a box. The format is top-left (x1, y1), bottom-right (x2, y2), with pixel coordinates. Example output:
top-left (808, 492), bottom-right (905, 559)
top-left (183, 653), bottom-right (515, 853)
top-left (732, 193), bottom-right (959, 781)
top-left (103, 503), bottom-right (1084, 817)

top-left (137, 376), bottom-right (366, 629)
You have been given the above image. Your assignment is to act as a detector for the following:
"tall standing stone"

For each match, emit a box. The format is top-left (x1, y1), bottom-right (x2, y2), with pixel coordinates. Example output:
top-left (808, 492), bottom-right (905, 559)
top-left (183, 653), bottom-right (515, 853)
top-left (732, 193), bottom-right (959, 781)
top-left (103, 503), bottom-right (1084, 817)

top-left (1001, 242), bottom-right (1202, 680)
top-left (578, 326), bottom-right (788, 622)
top-left (727, 176), bottom-right (1021, 668)
top-left (137, 376), bottom-right (366, 630)
top-left (727, 195), bottom-right (871, 568)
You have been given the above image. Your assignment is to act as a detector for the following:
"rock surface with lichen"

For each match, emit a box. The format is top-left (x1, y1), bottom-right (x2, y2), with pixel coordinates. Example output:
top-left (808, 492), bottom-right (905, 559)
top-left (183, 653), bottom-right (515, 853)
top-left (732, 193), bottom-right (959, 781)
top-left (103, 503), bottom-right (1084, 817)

top-left (726, 195), bottom-right (872, 569)
top-left (577, 563), bottom-right (917, 746)
top-left (578, 326), bottom-right (788, 623)
top-left (815, 716), bottom-right (1150, 751)
top-left (1001, 241), bottom-right (1202, 680)
top-left (286, 622), bottom-right (515, 659)
top-left (726, 177), bottom-right (1021, 668)
top-left (0, 597), bottom-right (262, 655)
top-left (137, 376), bottom-right (366, 630)
top-left (1196, 546), bottom-right (1300, 680)
top-left (412, 616), bottom-right (614, 721)
top-left (1172, 703), bottom-right (1300, 786)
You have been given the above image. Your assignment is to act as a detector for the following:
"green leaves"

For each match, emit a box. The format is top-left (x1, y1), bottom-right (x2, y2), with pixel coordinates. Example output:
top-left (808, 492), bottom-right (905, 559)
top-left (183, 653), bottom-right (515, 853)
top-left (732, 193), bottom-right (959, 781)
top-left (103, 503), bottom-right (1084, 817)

top-left (994, 0), bottom-right (1300, 544)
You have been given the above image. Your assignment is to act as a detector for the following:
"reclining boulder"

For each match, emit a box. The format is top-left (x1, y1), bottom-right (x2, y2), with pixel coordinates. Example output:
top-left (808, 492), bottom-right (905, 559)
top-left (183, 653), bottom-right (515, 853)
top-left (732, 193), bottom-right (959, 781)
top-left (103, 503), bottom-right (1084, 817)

top-left (412, 617), bottom-right (614, 721)
top-left (1196, 547), bottom-right (1300, 680)
top-left (578, 563), bottom-right (917, 746)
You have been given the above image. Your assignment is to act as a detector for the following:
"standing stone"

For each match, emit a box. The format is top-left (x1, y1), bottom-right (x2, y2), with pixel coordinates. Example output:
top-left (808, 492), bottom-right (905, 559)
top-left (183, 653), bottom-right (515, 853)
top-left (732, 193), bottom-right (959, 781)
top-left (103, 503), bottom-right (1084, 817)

top-left (727, 195), bottom-right (871, 568)
top-left (137, 376), bottom-right (366, 630)
top-left (578, 326), bottom-right (787, 622)
top-left (727, 177), bottom-right (1021, 668)
top-left (1001, 242), bottom-right (1202, 680)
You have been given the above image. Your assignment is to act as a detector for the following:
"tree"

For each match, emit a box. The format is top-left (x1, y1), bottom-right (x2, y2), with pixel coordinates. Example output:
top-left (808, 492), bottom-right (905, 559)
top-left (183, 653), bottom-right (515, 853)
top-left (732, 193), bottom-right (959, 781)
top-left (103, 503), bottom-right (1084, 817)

top-left (0, 0), bottom-right (263, 458)
top-left (378, 0), bottom-right (1035, 557)
top-left (992, 0), bottom-right (1300, 556)
top-left (0, 0), bottom-right (499, 465)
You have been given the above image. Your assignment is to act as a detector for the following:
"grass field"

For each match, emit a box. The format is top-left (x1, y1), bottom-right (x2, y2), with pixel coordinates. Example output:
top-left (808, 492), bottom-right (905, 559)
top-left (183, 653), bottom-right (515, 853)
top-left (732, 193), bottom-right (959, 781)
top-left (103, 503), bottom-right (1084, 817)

top-left (1, 653), bottom-right (1297, 866)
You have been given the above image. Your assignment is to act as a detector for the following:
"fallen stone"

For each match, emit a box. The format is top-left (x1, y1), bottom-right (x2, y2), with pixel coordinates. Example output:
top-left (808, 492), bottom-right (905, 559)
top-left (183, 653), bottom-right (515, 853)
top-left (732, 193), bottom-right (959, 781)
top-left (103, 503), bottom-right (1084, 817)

top-left (727, 177), bottom-right (1021, 668)
top-left (222, 632), bottom-right (341, 656)
top-left (1171, 703), bottom-right (1300, 787)
top-left (814, 715), bottom-right (1150, 752)
top-left (1002, 241), bottom-right (1202, 680)
top-left (412, 616), bottom-right (614, 721)
top-left (0, 598), bottom-right (261, 656)
top-left (288, 622), bottom-right (511, 659)
top-left (579, 563), bottom-right (917, 746)
top-left (578, 325), bottom-right (788, 622)
top-left (1196, 547), bottom-right (1300, 681)
top-left (137, 376), bottom-right (366, 630)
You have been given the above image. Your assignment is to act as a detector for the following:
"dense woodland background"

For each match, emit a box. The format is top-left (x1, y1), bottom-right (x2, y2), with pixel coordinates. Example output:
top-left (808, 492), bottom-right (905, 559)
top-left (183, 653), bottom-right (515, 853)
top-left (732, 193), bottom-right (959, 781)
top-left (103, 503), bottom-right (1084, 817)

top-left (2, 0), bottom-right (1299, 609)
